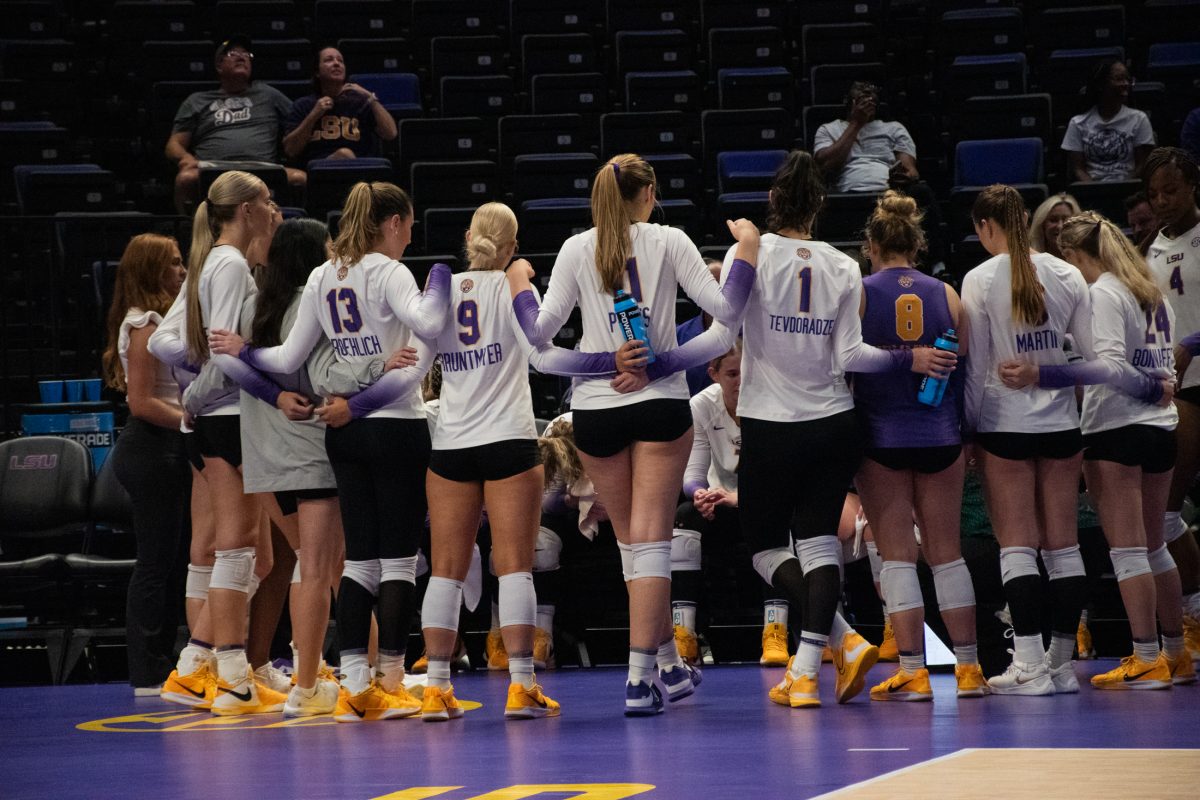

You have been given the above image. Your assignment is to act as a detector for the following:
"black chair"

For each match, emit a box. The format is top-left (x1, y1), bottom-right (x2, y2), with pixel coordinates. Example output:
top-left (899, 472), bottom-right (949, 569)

top-left (801, 23), bottom-right (882, 71)
top-left (951, 94), bottom-right (1052, 145)
top-left (411, 0), bottom-right (501, 64)
top-left (498, 114), bottom-right (591, 174)
top-left (198, 164), bottom-right (288, 203)
top-left (109, 1), bottom-right (201, 42)
top-left (314, 0), bottom-right (401, 40)
top-left (423, 207), bottom-right (475, 254)
top-left (701, 108), bottom-right (793, 174)
top-left (606, 0), bottom-right (694, 35)
top-left (510, 0), bottom-right (596, 41)
top-left (398, 116), bottom-right (489, 176)
top-left (431, 35), bottom-right (506, 83)
top-left (644, 153), bottom-right (701, 200)
top-left (1069, 180), bottom-right (1143, 225)
top-left (1035, 5), bottom-right (1124, 56)
top-left (717, 67), bottom-right (795, 113)
top-left (521, 33), bottom-right (597, 88)
top-left (809, 62), bottom-right (886, 105)
top-left (0, 2), bottom-right (62, 39)
top-left (138, 40), bottom-right (217, 84)
top-left (614, 29), bottom-right (694, 76)
top-left (531, 73), bottom-right (609, 116)
top-left (518, 198), bottom-right (592, 251)
top-left (251, 38), bottom-right (312, 82)
top-left (817, 193), bottom-right (881, 241)
top-left (601, 110), bottom-right (697, 159)
top-left (512, 153), bottom-right (599, 203)
top-left (409, 160), bottom-right (499, 208)
top-left (306, 157), bottom-right (394, 219)
top-left (337, 37), bottom-right (411, 74)
top-left (439, 75), bottom-right (515, 118)
top-left (700, 0), bottom-right (788, 32)
top-left (708, 26), bottom-right (785, 77)
top-left (625, 70), bottom-right (701, 112)
top-left (214, 1), bottom-right (304, 40)
top-left (937, 8), bottom-right (1025, 61)
top-left (13, 165), bottom-right (118, 215)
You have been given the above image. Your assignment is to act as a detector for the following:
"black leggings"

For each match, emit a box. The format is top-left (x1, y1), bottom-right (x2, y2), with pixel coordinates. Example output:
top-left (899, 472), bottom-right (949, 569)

top-left (739, 411), bottom-right (863, 554)
top-left (325, 418), bottom-right (430, 562)
top-left (112, 418), bottom-right (191, 688)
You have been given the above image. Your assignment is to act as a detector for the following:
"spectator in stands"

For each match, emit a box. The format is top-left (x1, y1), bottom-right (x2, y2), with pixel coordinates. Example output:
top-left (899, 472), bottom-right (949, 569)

top-left (1183, 107), bottom-right (1200, 163)
top-left (813, 81), bottom-right (946, 273)
top-left (165, 36), bottom-right (301, 214)
top-left (1029, 193), bottom-right (1081, 260)
top-left (283, 47), bottom-right (398, 164)
top-left (1062, 59), bottom-right (1155, 183)
top-left (1125, 191), bottom-right (1160, 255)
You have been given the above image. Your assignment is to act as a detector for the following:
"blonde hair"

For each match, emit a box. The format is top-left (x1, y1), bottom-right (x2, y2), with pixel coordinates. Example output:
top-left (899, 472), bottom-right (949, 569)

top-left (465, 202), bottom-right (517, 270)
top-left (1059, 211), bottom-right (1162, 312)
top-left (102, 234), bottom-right (180, 391)
top-left (538, 416), bottom-right (583, 490)
top-left (864, 190), bottom-right (926, 261)
top-left (331, 181), bottom-right (412, 268)
top-left (973, 185), bottom-right (1045, 326)
top-left (1028, 193), bottom-right (1082, 253)
top-left (185, 170), bottom-right (266, 362)
top-left (592, 154), bottom-right (655, 293)
top-left (708, 339), bottom-right (743, 374)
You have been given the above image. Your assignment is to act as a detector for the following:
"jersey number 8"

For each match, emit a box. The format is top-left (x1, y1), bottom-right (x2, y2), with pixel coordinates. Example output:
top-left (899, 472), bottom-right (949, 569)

top-left (894, 293), bottom-right (924, 341)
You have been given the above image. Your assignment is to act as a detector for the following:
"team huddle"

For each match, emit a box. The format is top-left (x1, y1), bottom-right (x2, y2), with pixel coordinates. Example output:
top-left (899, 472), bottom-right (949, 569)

top-left (103, 143), bottom-right (1200, 722)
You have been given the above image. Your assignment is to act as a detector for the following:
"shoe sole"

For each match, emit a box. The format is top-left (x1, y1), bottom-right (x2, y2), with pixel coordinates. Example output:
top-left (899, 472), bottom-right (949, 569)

top-left (505, 706), bottom-right (560, 719)
top-left (623, 705), bottom-right (663, 717)
top-left (870, 691), bottom-right (932, 702)
top-left (760, 655), bottom-right (789, 667)
top-left (835, 645), bottom-right (880, 704)
top-left (282, 703), bottom-right (337, 718)
top-left (1052, 681), bottom-right (1080, 694)
top-left (987, 680), bottom-right (1055, 696)
top-left (789, 695), bottom-right (820, 708)
top-left (161, 691), bottom-right (208, 708)
top-left (957, 687), bottom-right (989, 698)
top-left (1172, 674), bottom-right (1197, 685)
top-left (1091, 679), bottom-right (1172, 691)
top-left (211, 701), bottom-right (285, 716)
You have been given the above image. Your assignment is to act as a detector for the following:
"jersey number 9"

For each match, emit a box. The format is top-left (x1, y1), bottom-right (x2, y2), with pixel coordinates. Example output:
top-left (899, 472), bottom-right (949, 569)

top-left (894, 293), bottom-right (923, 341)
top-left (325, 288), bottom-right (362, 334)
top-left (458, 300), bottom-right (480, 345)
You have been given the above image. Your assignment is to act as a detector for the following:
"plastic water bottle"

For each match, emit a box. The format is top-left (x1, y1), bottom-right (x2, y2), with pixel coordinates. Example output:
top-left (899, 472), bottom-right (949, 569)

top-left (613, 291), bottom-right (656, 364)
top-left (917, 329), bottom-right (958, 407)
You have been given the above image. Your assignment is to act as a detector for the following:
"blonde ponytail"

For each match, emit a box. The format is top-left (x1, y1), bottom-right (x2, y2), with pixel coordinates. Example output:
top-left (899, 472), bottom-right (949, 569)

top-left (973, 184), bottom-right (1045, 326)
top-left (1060, 211), bottom-right (1162, 312)
top-left (591, 154), bottom-right (655, 293)
top-left (331, 181), bottom-right (412, 269)
top-left (185, 169), bottom-right (265, 362)
top-left (465, 202), bottom-right (517, 270)
top-left (538, 417), bottom-right (583, 489)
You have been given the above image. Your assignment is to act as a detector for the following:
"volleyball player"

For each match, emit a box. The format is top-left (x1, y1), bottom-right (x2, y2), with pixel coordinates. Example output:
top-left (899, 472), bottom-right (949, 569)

top-left (1003, 212), bottom-right (1185, 688)
top-left (504, 153), bottom-right (754, 715)
top-left (851, 192), bottom-right (986, 701)
top-left (961, 184), bottom-right (1096, 696)
top-left (726, 151), bottom-right (953, 709)
top-left (1145, 147), bottom-right (1200, 663)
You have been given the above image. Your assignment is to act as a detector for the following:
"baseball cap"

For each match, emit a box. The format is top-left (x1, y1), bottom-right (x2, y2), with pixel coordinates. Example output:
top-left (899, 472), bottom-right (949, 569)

top-left (215, 35), bottom-right (253, 61)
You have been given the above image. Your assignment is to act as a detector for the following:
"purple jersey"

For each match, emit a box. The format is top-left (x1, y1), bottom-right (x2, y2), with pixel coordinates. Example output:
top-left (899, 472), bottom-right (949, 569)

top-left (855, 267), bottom-right (959, 448)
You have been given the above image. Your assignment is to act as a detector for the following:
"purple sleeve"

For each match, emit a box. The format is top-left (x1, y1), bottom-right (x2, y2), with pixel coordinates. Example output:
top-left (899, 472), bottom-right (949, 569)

top-left (212, 354), bottom-right (282, 407)
top-left (345, 367), bottom-right (423, 419)
top-left (528, 345), bottom-right (617, 377)
top-left (1181, 330), bottom-right (1200, 356)
top-left (842, 346), bottom-right (915, 374)
top-left (512, 290), bottom-right (544, 343)
top-left (646, 322), bottom-right (737, 382)
top-left (1038, 362), bottom-right (1162, 403)
top-left (719, 258), bottom-right (755, 318)
top-left (682, 479), bottom-right (707, 498)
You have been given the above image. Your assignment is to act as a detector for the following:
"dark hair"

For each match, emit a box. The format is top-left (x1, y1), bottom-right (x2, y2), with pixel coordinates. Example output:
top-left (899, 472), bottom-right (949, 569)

top-left (1142, 146), bottom-right (1200, 190)
top-left (311, 44), bottom-right (341, 95)
top-left (843, 81), bottom-right (880, 114)
top-left (766, 150), bottom-right (826, 235)
top-left (1123, 191), bottom-right (1149, 211)
top-left (252, 218), bottom-right (330, 347)
top-left (1085, 58), bottom-right (1124, 107)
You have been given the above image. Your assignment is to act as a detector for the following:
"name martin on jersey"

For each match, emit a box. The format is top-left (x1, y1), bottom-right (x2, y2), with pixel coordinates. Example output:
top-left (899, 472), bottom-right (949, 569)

top-left (1014, 329), bottom-right (1059, 354)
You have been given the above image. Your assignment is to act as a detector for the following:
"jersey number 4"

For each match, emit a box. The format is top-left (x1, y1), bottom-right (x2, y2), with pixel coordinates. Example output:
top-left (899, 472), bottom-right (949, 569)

top-left (458, 300), bottom-right (480, 345)
top-left (1145, 303), bottom-right (1172, 344)
top-left (1170, 265), bottom-right (1184, 295)
top-left (325, 288), bottom-right (362, 333)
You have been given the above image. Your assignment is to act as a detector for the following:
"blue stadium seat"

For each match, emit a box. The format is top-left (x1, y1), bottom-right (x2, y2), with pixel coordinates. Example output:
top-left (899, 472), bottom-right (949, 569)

top-left (431, 36), bottom-right (505, 82)
top-left (944, 54), bottom-right (1027, 103)
top-left (717, 68), bottom-right (795, 112)
top-left (644, 153), bottom-right (701, 199)
top-left (625, 71), bottom-right (701, 112)
top-left (938, 8), bottom-right (1025, 60)
top-left (499, 114), bottom-right (591, 173)
top-left (337, 38), bottom-right (411, 74)
top-left (518, 198), bottom-right (592, 251)
top-left (1035, 5), bottom-right (1124, 55)
top-left (14, 165), bottom-right (117, 215)
top-left (351, 72), bottom-right (423, 118)
top-left (522, 33), bottom-right (597, 87)
top-left (1146, 42), bottom-right (1200, 90)
top-left (717, 150), bottom-right (787, 194)
top-left (422, 206), bottom-right (476, 255)
top-left (615, 30), bottom-right (694, 76)
top-left (512, 153), bottom-right (600, 202)
top-left (707, 27), bottom-right (785, 77)
top-left (305, 157), bottom-right (394, 219)
top-left (398, 117), bottom-right (489, 174)
top-left (252, 38), bottom-right (312, 82)
top-left (701, 108), bottom-right (793, 173)
top-left (410, 160), bottom-right (499, 208)
top-left (314, 0), bottom-right (400, 40)
top-left (801, 23), bottom-right (882, 70)
top-left (215, 1), bottom-right (303, 41)
top-left (531, 73), bottom-right (608, 116)
top-left (954, 138), bottom-right (1044, 188)
top-left (601, 111), bottom-right (697, 159)
top-left (440, 75), bottom-right (515, 117)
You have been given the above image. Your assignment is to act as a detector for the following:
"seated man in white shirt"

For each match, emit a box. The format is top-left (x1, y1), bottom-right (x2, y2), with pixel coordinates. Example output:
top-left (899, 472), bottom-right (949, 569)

top-left (814, 82), bottom-right (946, 274)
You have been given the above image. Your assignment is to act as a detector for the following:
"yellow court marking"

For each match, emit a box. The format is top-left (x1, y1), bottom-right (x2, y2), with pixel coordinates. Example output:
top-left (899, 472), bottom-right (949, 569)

top-left (372, 786), bottom-right (655, 800)
top-left (76, 699), bottom-right (484, 733)
top-left (813, 748), bottom-right (1200, 799)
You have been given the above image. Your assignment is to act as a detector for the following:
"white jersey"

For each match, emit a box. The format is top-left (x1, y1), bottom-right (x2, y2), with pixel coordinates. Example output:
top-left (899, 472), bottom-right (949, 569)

top-left (1148, 218), bottom-right (1200, 390)
top-left (193, 245), bottom-right (258, 416)
top-left (434, 270), bottom-right (538, 449)
top-left (961, 251), bottom-right (1092, 433)
top-left (1081, 273), bottom-right (1178, 434)
top-left (683, 383), bottom-right (741, 496)
top-left (523, 223), bottom-right (741, 410)
top-left (244, 252), bottom-right (448, 419)
top-left (729, 234), bottom-right (900, 423)
top-left (119, 308), bottom-right (182, 412)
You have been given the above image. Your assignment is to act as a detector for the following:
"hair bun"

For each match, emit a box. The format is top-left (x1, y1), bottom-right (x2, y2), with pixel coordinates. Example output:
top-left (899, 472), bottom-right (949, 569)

top-left (877, 190), bottom-right (918, 218)
top-left (467, 235), bottom-right (498, 261)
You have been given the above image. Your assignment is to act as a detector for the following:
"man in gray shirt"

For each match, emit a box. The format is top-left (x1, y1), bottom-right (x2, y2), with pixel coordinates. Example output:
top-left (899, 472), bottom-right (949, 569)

top-left (165, 36), bottom-right (300, 214)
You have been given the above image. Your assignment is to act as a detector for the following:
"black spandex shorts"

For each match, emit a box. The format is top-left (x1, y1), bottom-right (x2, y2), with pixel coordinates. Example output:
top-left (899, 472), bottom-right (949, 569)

top-left (1176, 385), bottom-right (1200, 408)
top-left (184, 431), bottom-right (204, 472)
top-left (428, 439), bottom-right (542, 482)
top-left (865, 444), bottom-right (962, 474)
top-left (975, 429), bottom-right (1082, 461)
top-left (572, 399), bottom-right (693, 458)
top-left (1083, 425), bottom-right (1176, 473)
top-left (274, 487), bottom-right (339, 516)
top-left (193, 415), bottom-right (242, 468)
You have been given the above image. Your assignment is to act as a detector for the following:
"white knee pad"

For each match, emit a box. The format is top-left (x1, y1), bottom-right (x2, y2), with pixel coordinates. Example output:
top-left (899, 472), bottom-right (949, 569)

top-left (1148, 544), bottom-right (1177, 576)
top-left (1164, 511), bottom-right (1188, 544)
top-left (291, 549), bottom-right (301, 585)
top-left (421, 576), bottom-right (463, 631)
top-left (931, 558), bottom-right (975, 611)
top-left (415, 549), bottom-right (429, 579)
top-left (185, 564), bottom-right (212, 601)
top-left (865, 540), bottom-right (883, 583)
top-left (1109, 546), bottom-right (1152, 581)
top-left (670, 529), bottom-right (703, 572)
top-left (630, 541), bottom-right (672, 580)
top-left (498, 571), bottom-right (537, 628)
top-left (796, 535), bottom-right (841, 574)
top-left (880, 561), bottom-right (923, 615)
top-left (380, 555), bottom-right (418, 585)
top-left (342, 559), bottom-right (381, 596)
top-left (999, 546), bottom-right (1039, 584)
top-left (751, 547), bottom-right (795, 586)
top-left (1041, 544), bottom-right (1086, 580)
top-left (617, 540), bottom-right (634, 582)
top-left (210, 547), bottom-right (256, 593)
top-left (533, 527), bottom-right (562, 572)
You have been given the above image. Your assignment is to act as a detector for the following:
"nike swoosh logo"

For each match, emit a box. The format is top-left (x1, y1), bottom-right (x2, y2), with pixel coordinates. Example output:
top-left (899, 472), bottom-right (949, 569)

top-left (888, 679), bottom-right (913, 693)
top-left (352, 703), bottom-right (367, 718)
top-left (1015, 674), bottom-right (1044, 685)
top-left (1124, 669), bottom-right (1157, 681)
top-left (179, 683), bottom-right (207, 699)
top-left (218, 686), bottom-right (253, 702)
top-left (713, 425), bottom-right (724, 430)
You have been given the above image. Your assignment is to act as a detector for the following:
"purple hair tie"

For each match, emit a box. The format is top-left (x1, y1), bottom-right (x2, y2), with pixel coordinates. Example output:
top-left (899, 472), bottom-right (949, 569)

top-left (612, 162), bottom-right (620, 180)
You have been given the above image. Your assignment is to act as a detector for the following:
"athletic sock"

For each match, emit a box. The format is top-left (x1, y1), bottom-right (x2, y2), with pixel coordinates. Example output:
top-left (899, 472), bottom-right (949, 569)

top-left (536, 604), bottom-right (555, 634)
top-left (672, 601), bottom-right (697, 633)
top-left (791, 633), bottom-right (828, 678)
top-left (340, 652), bottom-right (371, 695)
top-left (1133, 639), bottom-right (1160, 663)
top-left (656, 634), bottom-right (683, 670)
top-left (899, 651), bottom-right (925, 673)
top-left (215, 646), bottom-right (249, 685)
top-left (509, 656), bottom-right (535, 689)
top-left (1079, 608), bottom-right (1089, 626)
top-left (377, 651), bottom-right (405, 693)
top-left (953, 643), bottom-right (979, 665)
top-left (763, 600), bottom-right (788, 628)
top-left (1013, 633), bottom-right (1045, 665)
top-left (427, 658), bottom-right (452, 691)
top-left (1047, 633), bottom-right (1074, 669)
top-left (1163, 633), bottom-right (1186, 659)
top-left (828, 610), bottom-right (852, 648)
top-left (627, 647), bottom-right (657, 685)
top-left (178, 641), bottom-right (214, 676)
top-left (1184, 591), bottom-right (1200, 618)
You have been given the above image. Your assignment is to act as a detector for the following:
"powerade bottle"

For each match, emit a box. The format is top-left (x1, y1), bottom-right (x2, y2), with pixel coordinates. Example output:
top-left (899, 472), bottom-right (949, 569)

top-left (917, 329), bottom-right (958, 407)
top-left (613, 290), bottom-right (656, 364)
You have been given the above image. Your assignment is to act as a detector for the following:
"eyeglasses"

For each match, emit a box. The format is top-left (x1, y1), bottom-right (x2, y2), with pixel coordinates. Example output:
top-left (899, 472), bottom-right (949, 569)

top-left (223, 49), bottom-right (254, 61)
